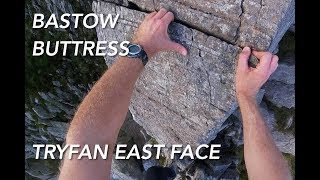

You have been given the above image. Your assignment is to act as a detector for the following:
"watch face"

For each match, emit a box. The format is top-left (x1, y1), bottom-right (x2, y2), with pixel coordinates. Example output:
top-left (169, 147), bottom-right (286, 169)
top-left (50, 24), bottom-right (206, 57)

top-left (128, 44), bottom-right (141, 55)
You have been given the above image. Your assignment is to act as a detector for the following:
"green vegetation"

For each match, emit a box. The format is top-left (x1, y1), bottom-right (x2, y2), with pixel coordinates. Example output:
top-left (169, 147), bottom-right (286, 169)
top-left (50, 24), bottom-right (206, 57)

top-left (159, 155), bottom-right (167, 166)
top-left (25, 0), bottom-right (107, 111)
top-left (265, 100), bottom-right (295, 135)
top-left (236, 145), bottom-right (248, 180)
top-left (283, 153), bottom-right (295, 178)
top-left (148, 137), bottom-right (158, 145)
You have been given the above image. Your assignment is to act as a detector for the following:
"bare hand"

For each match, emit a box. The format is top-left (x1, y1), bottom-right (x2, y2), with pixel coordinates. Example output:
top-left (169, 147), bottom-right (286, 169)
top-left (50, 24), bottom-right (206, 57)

top-left (132, 8), bottom-right (187, 58)
top-left (236, 47), bottom-right (279, 99)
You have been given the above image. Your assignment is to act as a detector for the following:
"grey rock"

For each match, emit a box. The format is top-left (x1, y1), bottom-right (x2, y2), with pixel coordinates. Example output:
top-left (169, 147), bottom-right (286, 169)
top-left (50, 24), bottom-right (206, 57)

top-left (25, 144), bottom-right (37, 159)
top-left (39, 92), bottom-right (75, 116)
top-left (269, 63), bottom-right (295, 85)
top-left (232, 102), bottom-right (295, 155)
top-left (111, 156), bottom-right (143, 180)
top-left (47, 121), bottom-right (69, 142)
top-left (123, 0), bottom-right (294, 51)
top-left (25, 159), bottom-right (57, 179)
top-left (220, 168), bottom-right (239, 180)
top-left (120, 113), bottom-right (151, 150)
top-left (143, 158), bottom-right (160, 171)
top-left (263, 81), bottom-right (295, 109)
top-left (94, 0), bottom-right (240, 151)
top-left (32, 105), bottom-right (56, 119)
top-left (52, 80), bottom-right (61, 87)
top-left (239, 0), bottom-right (295, 52)
top-left (25, 111), bottom-right (36, 122)
top-left (289, 23), bottom-right (295, 33)
top-left (284, 115), bottom-right (294, 130)
top-left (263, 62), bottom-right (295, 109)
top-left (260, 103), bottom-right (295, 155)
top-left (67, 83), bottom-right (86, 100)
top-left (45, 102), bottom-right (62, 114)
top-left (94, 1), bottom-right (295, 172)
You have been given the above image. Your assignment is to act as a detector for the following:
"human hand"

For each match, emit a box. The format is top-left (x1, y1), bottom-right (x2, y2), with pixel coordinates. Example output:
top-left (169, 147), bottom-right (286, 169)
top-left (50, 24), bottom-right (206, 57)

top-left (236, 47), bottom-right (279, 99)
top-left (132, 8), bottom-right (187, 58)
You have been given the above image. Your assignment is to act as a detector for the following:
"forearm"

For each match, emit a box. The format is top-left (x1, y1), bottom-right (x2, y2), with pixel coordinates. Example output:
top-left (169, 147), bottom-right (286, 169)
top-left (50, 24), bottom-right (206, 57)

top-left (238, 95), bottom-right (291, 180)
top-left (66, 57), bottom-right (143, 143)
top-left (59, 57), bottom-right (143, 180)
top-left (59, 9), bottom-right (187, 179)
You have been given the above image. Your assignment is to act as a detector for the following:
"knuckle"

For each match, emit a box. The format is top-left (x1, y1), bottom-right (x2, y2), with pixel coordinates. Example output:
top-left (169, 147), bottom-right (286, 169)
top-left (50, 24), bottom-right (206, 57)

top-left (264, 52), bottom-right (273, 59)
top-left (258, 69), bottom-right (269, 78)
top-left (159, 8), bottom-right (167, 12)
top-left (156, 19), bottom-right (165, 26)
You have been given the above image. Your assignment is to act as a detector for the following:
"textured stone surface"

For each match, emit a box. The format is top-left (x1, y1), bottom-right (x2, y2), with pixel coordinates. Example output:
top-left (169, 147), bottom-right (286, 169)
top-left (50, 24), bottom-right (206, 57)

top-left (238, 0), bottom-right (295, 51)
top-left (94, 0), bottom-right (295, 172)
top-left (111, 157), bottom-right (143, 180)
top-left (232, 102), bottom-right (295, 155)
top-left (121, 0), bottom-right (295, 51)
top-left (94, 1), bottom-right (241, 149)
top-left (263, 63), bottom-right (295, 108)
top-left (269, 63), bottom-right (295, 85)
top-left (260, 103), bottom-right (295, 155)
top-left (264, 81), bottom-right (295, 109)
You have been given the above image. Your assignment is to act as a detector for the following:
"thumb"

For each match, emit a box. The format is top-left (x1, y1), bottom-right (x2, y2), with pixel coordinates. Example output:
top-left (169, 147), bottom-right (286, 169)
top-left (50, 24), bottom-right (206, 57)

top-left (166, 41), bottom-right (188, 56)
top-left (238, 47), bottom-right (251, 71)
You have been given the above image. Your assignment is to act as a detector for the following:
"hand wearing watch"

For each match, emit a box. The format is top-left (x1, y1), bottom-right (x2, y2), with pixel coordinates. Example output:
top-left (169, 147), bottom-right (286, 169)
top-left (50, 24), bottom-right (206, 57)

top-left (126, 43), bottom-right (149, 66)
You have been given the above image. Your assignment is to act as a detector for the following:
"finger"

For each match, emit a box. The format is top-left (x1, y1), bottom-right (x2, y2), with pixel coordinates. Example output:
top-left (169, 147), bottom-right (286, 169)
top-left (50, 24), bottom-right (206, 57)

top-left (161, 11), bottom-right (174, 25)
top-left (254, 51), bottom-right (273, 70)
top-left (237, 47), bottom-right (251, 71)
top-left (154, 8), bottom-right (168, 19)
top-left (252, 51), bottom-right (272, 59)
top-left (269, 55), bottom-right (279, 74)
top-left (166, 41), bottom-right (187, 56)
top-left (145, 11), bottom-right (157, 20)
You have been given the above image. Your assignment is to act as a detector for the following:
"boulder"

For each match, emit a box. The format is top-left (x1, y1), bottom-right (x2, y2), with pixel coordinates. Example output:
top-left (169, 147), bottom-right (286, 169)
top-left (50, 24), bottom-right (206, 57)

top-left (113, 0), bottom-right (294, 51)
top-left (260, 102), bottom-right (295, 155)
top-left (111, 157), bottom-right (143, 180)
top-left (94, 0), bottom-right (240, 150)
top-left (263, 63), bottom-right (295, 109)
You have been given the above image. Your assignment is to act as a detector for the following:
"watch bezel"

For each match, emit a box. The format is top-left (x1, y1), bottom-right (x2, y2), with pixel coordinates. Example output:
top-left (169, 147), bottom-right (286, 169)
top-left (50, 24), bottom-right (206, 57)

top-left (128, 44), bottom-right (142, 56)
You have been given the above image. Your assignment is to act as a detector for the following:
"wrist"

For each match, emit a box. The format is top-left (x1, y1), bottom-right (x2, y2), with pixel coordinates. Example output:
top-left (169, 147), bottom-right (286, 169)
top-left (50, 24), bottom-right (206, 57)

top-left (131, 39), bottom-right (156, 58)
top-left (236, 93), bottom-right (257, 104)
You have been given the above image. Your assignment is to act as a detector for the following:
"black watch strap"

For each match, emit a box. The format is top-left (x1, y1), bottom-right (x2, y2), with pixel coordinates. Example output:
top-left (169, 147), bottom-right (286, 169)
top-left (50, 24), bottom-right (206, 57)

top-left (127, 43), bottom-right (149, 66)
top-left (138, 49), bottom-right (148, 66)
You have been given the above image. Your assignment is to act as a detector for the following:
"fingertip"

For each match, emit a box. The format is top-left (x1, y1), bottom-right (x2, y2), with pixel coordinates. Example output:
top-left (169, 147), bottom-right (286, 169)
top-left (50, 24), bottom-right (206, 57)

top-left (270, 55), bottom-right (279, 73)
top-left (182, 48), bottom-right (187, 56)
top-left (243, 46), bottom-right (251, 53)
top-left (178, 45), bottom-right (187, 56)
top-left (273, 55), bottom-right (279, 62)
top-left (145, 11), bottom-right (157, 20)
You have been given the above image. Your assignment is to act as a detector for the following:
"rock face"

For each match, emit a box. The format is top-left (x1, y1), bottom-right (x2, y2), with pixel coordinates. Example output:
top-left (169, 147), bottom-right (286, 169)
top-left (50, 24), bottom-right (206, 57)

top-left (94, 1), bottom-right (241, 148)
top-left (24, 0), bottom-right (295, 178)
top-left (93, 0), bottom-right (295, 175)
top-left (120, 0), bottom-right (295, 52)
top-left (260, 103), bottom-right (295, 155)
top-left (263, 62), bottom-right (295, 109)
top-left (94, 0), bottom-right (294, 148)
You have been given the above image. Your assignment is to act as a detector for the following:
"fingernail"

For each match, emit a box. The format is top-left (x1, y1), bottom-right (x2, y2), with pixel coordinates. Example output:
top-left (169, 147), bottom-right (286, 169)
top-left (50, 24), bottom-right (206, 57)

top-left (243, 47), bottom-right (250, 52)
top-left (182, 49), bottom-right (187, 56)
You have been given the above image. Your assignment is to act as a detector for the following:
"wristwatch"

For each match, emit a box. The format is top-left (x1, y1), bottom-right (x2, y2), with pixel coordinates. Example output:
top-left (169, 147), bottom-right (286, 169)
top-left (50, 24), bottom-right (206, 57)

top-left (126, 43), bottom-right (148, 66)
